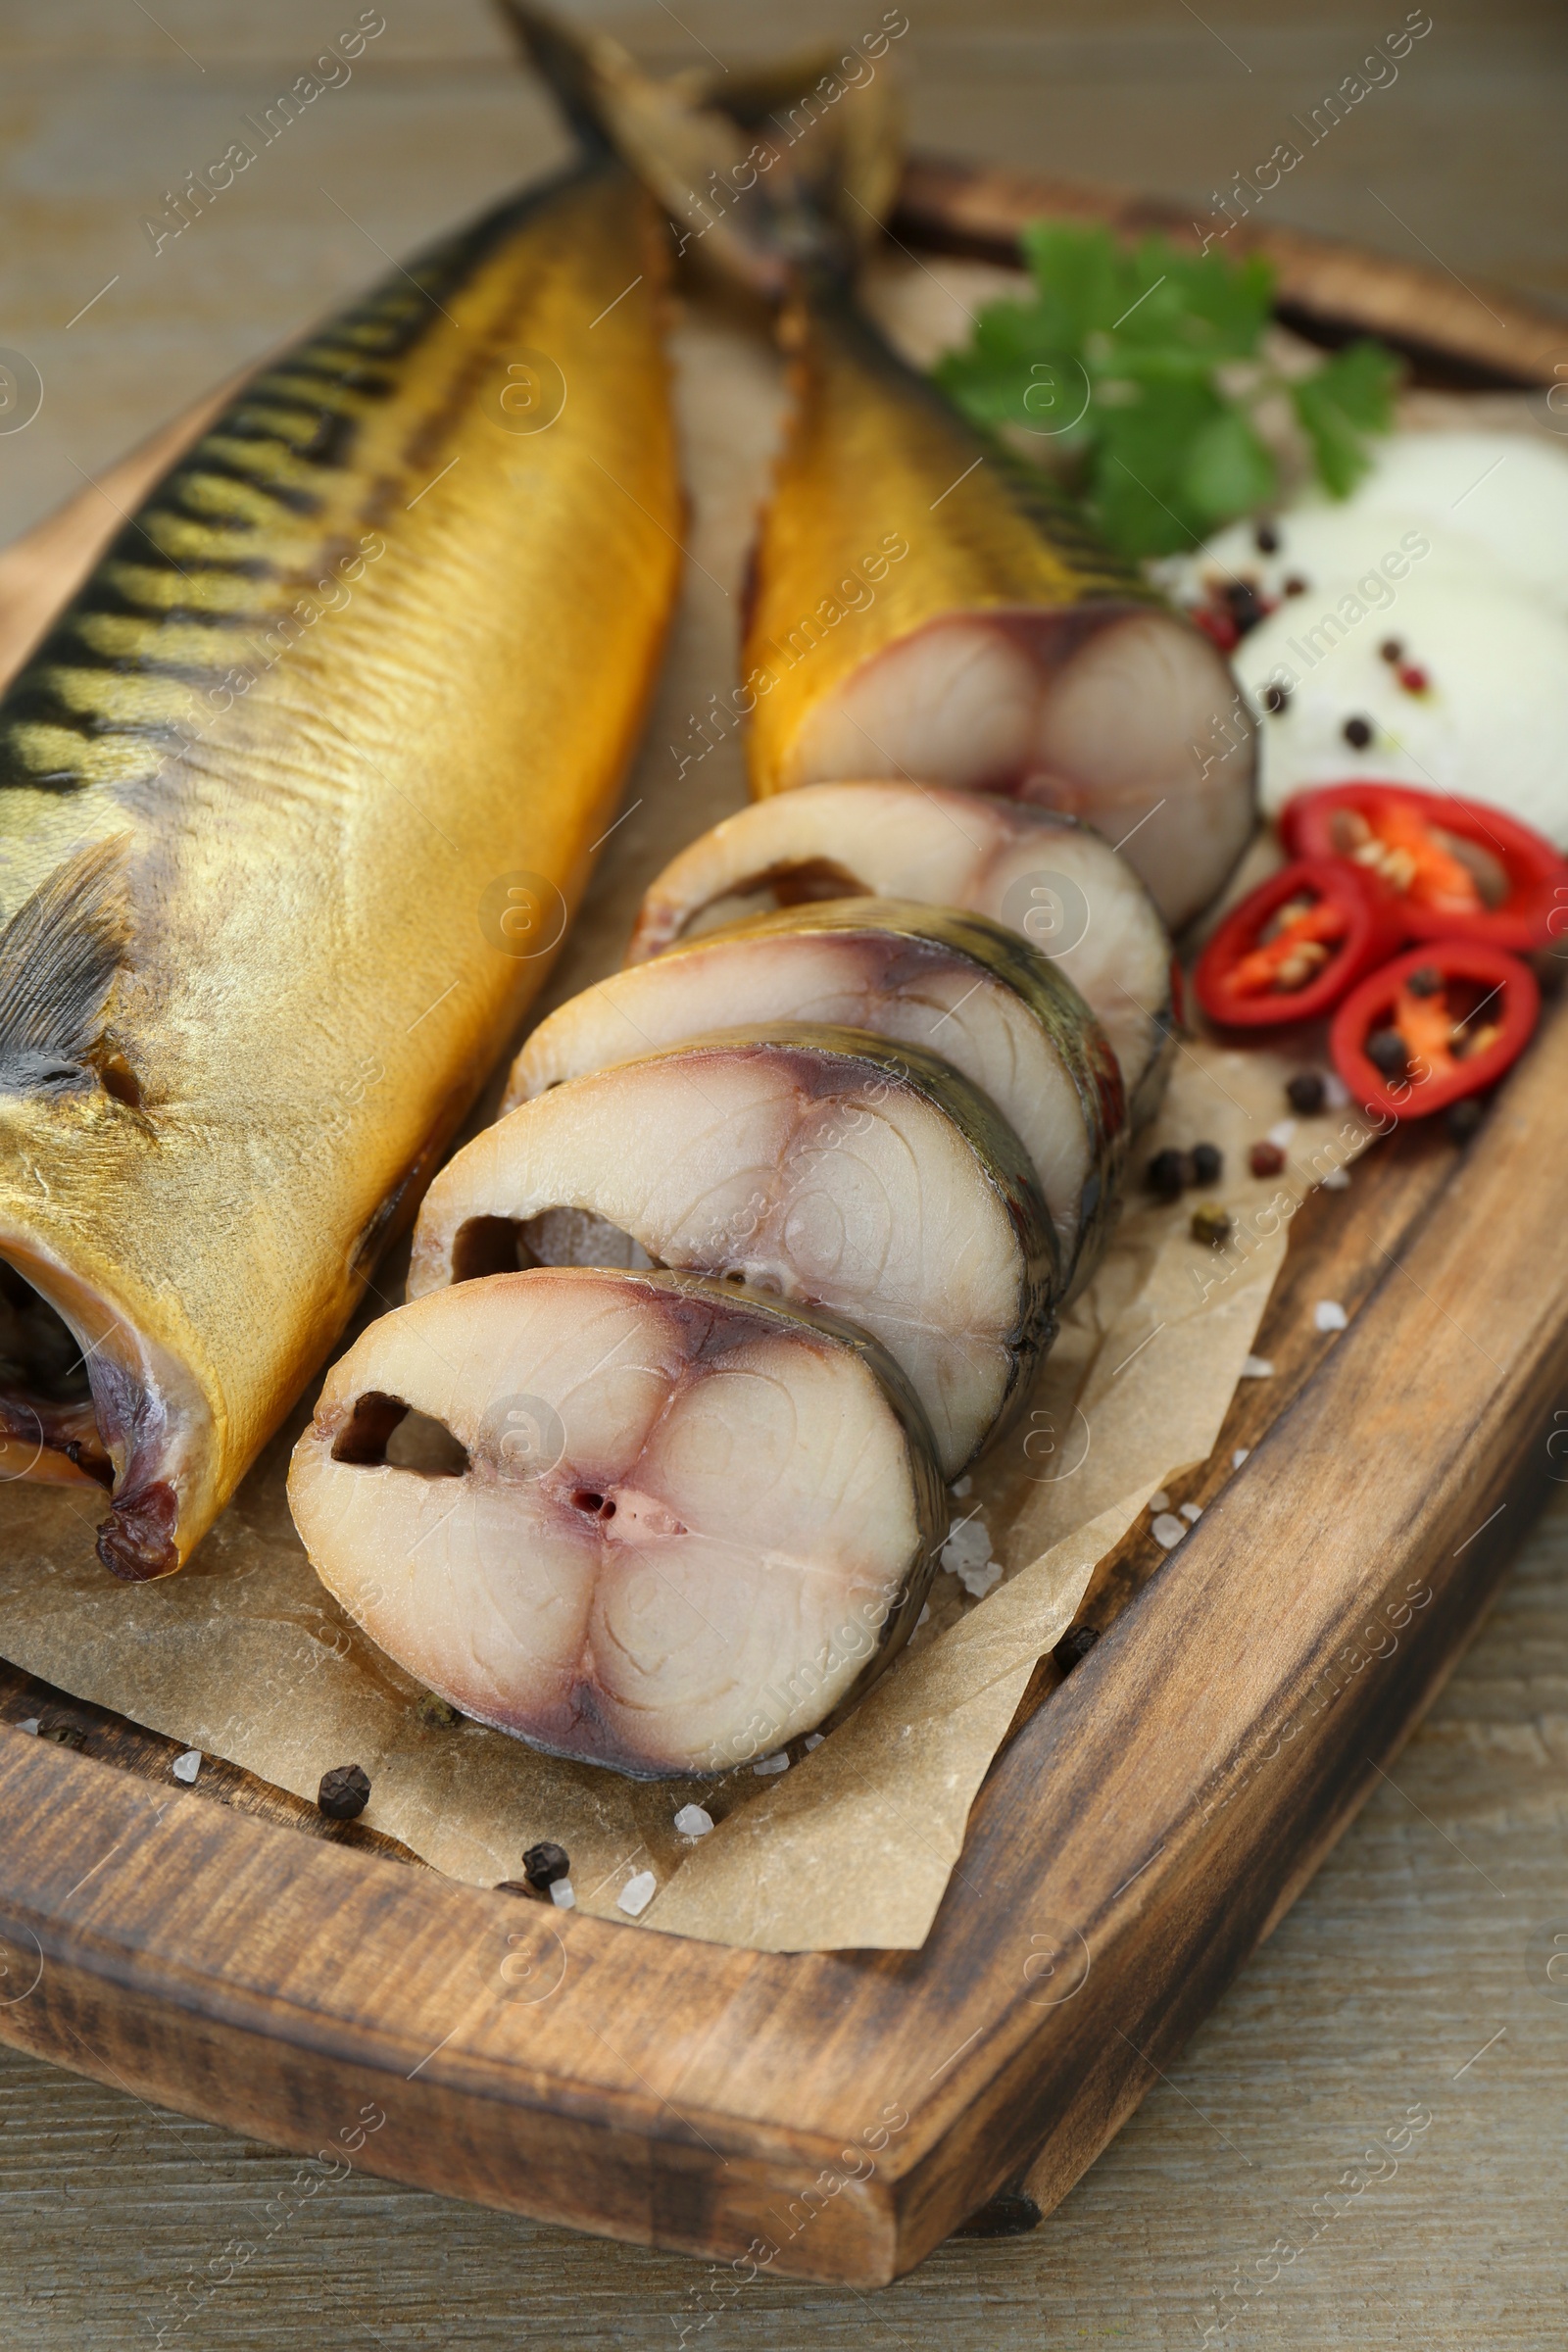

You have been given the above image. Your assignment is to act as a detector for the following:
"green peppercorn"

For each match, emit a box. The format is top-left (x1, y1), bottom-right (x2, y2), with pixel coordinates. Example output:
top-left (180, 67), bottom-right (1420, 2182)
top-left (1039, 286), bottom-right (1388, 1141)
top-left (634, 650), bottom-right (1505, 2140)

top-left (1191, 1201), bottom-right (1233, 1249)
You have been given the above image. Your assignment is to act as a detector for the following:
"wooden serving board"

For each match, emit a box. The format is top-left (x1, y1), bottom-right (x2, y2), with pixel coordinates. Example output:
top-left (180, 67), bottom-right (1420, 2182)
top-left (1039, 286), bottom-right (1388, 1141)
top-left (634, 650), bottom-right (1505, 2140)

top-left (2, 160), bottom-right (1566, 2289)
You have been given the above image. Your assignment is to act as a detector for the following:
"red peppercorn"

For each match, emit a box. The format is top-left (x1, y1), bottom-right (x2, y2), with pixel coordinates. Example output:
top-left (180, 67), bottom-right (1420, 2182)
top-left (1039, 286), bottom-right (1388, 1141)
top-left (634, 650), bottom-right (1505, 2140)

top-left (1397, 664), bottom-right (1429, 694)
top-left (1249, 1140), bottom-right (1286, 1177)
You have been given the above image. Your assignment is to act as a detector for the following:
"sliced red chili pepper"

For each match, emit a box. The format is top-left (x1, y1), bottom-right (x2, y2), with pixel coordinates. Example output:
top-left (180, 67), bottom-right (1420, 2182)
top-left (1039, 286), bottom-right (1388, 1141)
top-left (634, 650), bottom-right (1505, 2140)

top-left (1195, 858), bottom-right (1404, 1029)
top-left (1330, 940), bottom-right (1539, 1122)
top-left (1280, 781), bottom-right (1568, 953)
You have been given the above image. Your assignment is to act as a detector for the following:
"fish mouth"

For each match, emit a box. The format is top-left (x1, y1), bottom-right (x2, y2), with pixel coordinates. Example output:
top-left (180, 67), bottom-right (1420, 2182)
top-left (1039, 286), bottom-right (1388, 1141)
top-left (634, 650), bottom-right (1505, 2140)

top-left (0, 1234), bottom-right (209, 1581)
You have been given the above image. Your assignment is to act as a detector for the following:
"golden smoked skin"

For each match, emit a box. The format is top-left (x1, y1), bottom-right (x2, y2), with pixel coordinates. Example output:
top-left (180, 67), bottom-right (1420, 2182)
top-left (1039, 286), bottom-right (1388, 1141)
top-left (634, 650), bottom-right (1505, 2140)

top-left (0, 161), bottom-right (681, 1577)
top-left (742, 285), bottom-right (1155, 795)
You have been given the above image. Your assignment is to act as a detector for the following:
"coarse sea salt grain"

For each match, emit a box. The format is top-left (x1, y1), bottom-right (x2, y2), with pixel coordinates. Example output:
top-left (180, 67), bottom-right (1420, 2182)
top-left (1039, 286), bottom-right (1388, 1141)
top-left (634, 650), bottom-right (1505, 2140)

top-left (17, 1718), bottom-right (39, 1736)
top-left (617, 1871), bottom-right (657, 1918)
top-left (550, 1879), bottom-right (576, 1909)
top-left (1266, 1118), bottom-right (1298, 1149)
top-left (950, 1474), bottom-right (973, 1497)
top-left (172, 1749), bottom-right (202, 1784)
top-left (1321, 1166), bottom-right (1350, 1190)
top-left (673, 1804), bottom-right (713, 1838)
top-left (1180, 1502), bottom-right (1203, 1523)
top-left (1149, 1490), bottom-right (1171, 1515)
top-left (915, 1601), bottom-right (931, 1629)
top-left (803, 1733), bottom-right (825, 1752)
top-left (1152, 1513), bottom-right (1187, 1549)
top-left (1314, 1299), bottom-right (1348, 1332)
top-left (1241, 1354), bottom-right (1274, 1378)
top-left (1322, 1071), bottom-right (1350, 1107)
top-left (1232, 1446), bottom-right (1250, 1469)
top-left (753, 1751), bottom-right (790, 1776)
top-left (941, 1513), bottom-right (1002, 1596)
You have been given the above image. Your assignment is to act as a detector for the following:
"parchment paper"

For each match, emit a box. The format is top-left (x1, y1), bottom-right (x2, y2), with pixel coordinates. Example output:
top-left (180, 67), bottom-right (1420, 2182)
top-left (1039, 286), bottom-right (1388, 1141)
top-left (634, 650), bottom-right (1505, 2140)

top-left (0, 261), bottom-right (1373, 1952)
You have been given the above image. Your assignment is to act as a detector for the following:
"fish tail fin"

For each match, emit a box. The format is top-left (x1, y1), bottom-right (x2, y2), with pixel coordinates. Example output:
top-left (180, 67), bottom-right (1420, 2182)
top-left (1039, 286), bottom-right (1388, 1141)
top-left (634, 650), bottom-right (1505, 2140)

top-left (0, 835), bottom-right (131, 1094)
top-left (495, 1), bottom-right (904, 299)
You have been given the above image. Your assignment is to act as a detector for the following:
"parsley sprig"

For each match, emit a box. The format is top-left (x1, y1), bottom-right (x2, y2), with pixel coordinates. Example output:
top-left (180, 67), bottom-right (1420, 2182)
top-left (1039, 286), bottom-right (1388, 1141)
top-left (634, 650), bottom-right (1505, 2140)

top-left (932, 220), bottom-right (1400, 562)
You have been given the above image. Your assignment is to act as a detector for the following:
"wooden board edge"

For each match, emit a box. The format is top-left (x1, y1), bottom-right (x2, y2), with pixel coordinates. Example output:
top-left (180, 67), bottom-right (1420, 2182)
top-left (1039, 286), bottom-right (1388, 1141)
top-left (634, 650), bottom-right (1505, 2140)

top-left (2, 1001), bottom-right (1564, 2286)
top-left (894, 153), bottom-right (1568, 388)
top-left (0, 152), bottom-right (1565, 2292)
top-left (876, 1017), bottom-right (1568, 2272)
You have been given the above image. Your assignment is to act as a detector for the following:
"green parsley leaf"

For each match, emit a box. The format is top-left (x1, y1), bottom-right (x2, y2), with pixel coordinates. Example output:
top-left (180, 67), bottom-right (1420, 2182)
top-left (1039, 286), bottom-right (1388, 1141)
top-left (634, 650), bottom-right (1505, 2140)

top-left (930, 220), bottom-right (1400, 561)
top-left (1290, 340), bottom-right (1401, 497)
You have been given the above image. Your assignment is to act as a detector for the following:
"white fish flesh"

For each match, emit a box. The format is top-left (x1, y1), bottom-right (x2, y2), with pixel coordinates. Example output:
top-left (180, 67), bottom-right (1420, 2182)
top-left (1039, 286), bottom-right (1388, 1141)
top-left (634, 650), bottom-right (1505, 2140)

top-left (288, 1265), bottom-right (947, 1778)
top-left (625, 782), bottom-right (1175, 1126)
top-left (410, 1024), bottom-right (1058, 1477)
top-left (508, 898), bottom-right (1126, 1293)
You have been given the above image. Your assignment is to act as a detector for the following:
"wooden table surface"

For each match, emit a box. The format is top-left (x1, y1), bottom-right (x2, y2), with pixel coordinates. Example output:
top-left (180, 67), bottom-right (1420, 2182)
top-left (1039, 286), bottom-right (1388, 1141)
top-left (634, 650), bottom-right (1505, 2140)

top-left (2, 4), bottom-right (1565, 2343)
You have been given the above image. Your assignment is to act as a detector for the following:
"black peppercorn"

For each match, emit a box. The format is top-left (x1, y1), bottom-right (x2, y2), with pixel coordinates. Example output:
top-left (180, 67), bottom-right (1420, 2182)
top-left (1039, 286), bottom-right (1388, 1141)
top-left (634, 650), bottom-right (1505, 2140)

top-left (1343, 715), bottom-right (1374, 750)
top-left (1254, 521), bottom-right (1280, 555)
top-left (1262, 681), bottom-right (1291, 715)
top-left (1146, 1146), bottom-right (1192, 1200)
top-left (318, 1763), bottom-right (371, 1820)
top-left (1366, 1027), bottom-right (1409, 1079)
top-left (1286, 1072), bottom-right (1326, 1115)
top-left (1405, 964), bottom-right (1444, 998)
top-left (522, 1839), bottom-right (571, 1890)
top-left (1189, 1141), bottom-right (1223, 1186)
top-left (1054, 1624), bottom-right (1101, 1674)
top-left (1222, 580), bottom-right (1264, 635)
top-left (1283, 573), bottom-right (1307, 596)
top-left (1379, 638), bottom-right (1403, 664)
top-left (1446, 1096), bottom-right (1486, 1143)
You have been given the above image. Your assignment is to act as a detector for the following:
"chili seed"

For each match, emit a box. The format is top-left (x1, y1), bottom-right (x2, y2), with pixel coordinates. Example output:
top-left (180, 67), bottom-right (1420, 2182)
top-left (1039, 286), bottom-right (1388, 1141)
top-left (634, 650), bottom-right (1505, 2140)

top-left (1262, 681), bottom-right (1291, 715)
top-left (1190, 1142), bottom-right (1223, 1186)
top-left (318, 1763), bottom-right (370, 1820)
top-left (1405, 964), bottom-right (1445, 998)
top-left (1286, 1072), bottom-right (1326, 1115)
top-left (1343, 715), bottom-right (1374, 750)
top-left (522, 1839), bottom-right (571, 1890)
top-left (1366, 1027), bottom-right (1409, 1079)
top-left (1250, 1139), bottom-right (1287, 1177)
top-left (1254, 521), bottom-right (1280, 555)
top-left (1191, 1201), bottom-right (1233, 1248)
top-left (1379, 638), bottom-right (1403, 663)
top-left (493, 1880), bottom-right (536, 1899)
top-left (1446, 1096), bottom-right (1486, 1143)
top-left (1146, 1146), bottom-right (1192, 1200)
top-left (1054, 1624), bottom-right (1101, 1673)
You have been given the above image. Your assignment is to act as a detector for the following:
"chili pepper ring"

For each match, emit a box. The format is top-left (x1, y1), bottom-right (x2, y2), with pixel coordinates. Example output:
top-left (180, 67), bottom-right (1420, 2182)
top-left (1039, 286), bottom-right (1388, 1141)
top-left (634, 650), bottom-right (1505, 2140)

top-left (1330, 940), bottom-right (1540, 1122)
top-left (1196, 858), bottom-right (1403, 1029)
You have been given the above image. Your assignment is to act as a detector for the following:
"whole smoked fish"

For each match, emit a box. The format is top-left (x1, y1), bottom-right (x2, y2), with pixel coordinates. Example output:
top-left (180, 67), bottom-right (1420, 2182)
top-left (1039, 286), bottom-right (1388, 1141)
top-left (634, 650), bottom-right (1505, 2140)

top-left (0, 161), bottom-right (681, 1576)
top-left (503, 7), bottom-right (1255, 931)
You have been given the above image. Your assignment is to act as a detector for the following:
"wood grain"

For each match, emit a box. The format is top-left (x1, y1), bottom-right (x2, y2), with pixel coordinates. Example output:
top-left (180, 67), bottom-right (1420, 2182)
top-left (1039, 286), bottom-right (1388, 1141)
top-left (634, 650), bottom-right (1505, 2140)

top-left (1, 980), bottom-right (1564, 2284)
top-left (3, 9), bottom-right (1568, 2324)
